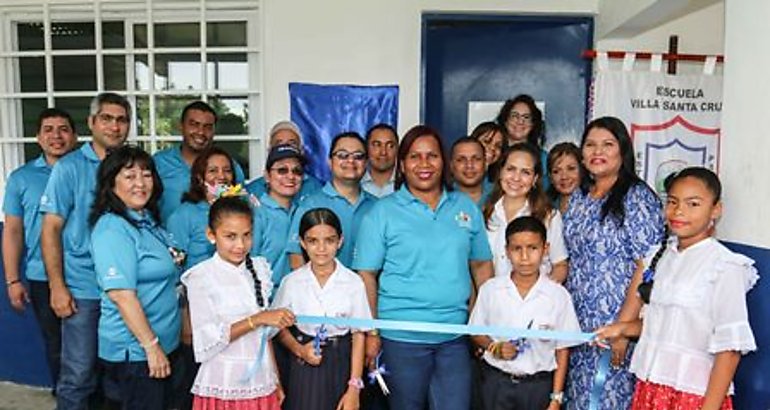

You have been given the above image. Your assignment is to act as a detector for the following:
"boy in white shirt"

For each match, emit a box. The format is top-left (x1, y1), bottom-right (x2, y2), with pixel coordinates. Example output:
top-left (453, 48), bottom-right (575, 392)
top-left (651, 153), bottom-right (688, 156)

top-left (469, 216), bottom-right (581, 410)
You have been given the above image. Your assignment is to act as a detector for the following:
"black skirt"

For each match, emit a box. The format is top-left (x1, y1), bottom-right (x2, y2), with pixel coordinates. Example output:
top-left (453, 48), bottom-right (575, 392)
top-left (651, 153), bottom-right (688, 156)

top-left (282, 327), bottom-right (352, 410)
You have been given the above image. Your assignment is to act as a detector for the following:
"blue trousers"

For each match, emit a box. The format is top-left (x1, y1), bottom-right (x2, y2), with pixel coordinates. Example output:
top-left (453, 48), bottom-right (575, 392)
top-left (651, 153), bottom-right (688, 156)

top-left (56, 298), bottom-right (99, 410)
top-left (381, 336), bottom-right (471, 410)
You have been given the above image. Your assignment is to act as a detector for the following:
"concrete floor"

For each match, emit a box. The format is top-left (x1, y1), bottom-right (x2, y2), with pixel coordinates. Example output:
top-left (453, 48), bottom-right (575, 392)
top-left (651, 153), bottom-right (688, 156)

top-left (0, 382), bottom-right (54, 410)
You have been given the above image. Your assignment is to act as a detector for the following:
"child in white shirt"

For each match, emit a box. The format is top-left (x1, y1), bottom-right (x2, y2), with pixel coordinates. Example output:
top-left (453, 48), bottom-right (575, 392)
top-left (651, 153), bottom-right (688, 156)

top-left (182, 196), bottom-right (295, 410)
top-left (596, 167), bottom-right (758, 410)
top-left (470, 215), bottom-right (580, 410)
top-left (272, 207), bottom-right (371, 410)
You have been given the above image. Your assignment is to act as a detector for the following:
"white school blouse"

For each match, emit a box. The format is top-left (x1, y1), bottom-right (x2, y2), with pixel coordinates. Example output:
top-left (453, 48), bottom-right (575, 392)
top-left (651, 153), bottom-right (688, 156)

top-left (630, 237), bottom-right (758, 396)
top-left (468, 274), bottom-right (581, 375)
top-left (181, 253), bottom-right (277, 400)
top-left (272, 260), bottom-right (372, 337)
top-left (486, 198), bottom-right (568, 278)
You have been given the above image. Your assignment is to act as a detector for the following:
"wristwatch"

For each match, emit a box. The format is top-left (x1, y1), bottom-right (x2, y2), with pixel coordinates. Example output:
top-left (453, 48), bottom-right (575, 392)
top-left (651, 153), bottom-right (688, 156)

top-left (550, 391), bottom-right (564, 404)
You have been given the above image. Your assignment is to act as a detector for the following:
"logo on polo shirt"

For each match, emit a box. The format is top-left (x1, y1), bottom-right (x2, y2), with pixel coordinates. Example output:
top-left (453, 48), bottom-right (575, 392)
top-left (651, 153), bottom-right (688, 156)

top-left (455, 211), bottom-right (472, 229)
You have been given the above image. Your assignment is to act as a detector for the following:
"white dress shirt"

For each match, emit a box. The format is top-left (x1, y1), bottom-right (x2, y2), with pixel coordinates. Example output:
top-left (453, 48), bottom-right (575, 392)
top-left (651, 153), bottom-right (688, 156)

top-left (468, 274), bottom-right (581, 375)
top-left (272, 259), bottom-right (372, 337)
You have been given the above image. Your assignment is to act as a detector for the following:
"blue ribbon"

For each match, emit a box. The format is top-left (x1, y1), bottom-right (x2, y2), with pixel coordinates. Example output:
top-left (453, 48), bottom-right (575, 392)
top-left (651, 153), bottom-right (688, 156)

top-left (588, 348), bottom-right (612, 410)
top-left (295, 315), bottom-right (595, 342)
top-left (241, 314), bottom-right (610, 409)
top-left (239, 327), bottom-right (272, 384)
top-left (313, 324), bottom-right (328, 357)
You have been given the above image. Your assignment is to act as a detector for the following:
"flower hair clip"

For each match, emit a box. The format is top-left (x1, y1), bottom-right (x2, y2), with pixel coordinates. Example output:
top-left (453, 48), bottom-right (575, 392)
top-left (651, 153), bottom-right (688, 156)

top-left (207, 183), bottom-right (248, 200)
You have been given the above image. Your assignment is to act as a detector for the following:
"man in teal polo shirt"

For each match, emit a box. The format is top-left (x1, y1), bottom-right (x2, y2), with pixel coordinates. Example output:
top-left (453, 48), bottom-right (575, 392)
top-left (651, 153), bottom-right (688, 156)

top-left (154, 101), bottom-right (246, 222)
top-left (40, 92), bottom-right (131, 409)
top-left (353, 126), bottom-right (493, 410)
top-left (3, 108), bottom-right (78, 391)
top-left (287, 131), bottom-right (376, 270)
top-left (450, 136), bottom-right (493, 209)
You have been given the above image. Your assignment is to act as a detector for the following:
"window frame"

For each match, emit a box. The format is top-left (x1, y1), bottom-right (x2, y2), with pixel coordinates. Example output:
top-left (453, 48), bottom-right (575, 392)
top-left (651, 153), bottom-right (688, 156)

top-left (0, 0), bottom-right (265, 181)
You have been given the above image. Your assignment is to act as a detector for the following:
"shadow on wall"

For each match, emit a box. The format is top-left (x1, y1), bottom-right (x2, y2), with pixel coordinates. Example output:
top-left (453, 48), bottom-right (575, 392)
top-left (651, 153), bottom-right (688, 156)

top-left (0, 224), bottom-right (767, 408)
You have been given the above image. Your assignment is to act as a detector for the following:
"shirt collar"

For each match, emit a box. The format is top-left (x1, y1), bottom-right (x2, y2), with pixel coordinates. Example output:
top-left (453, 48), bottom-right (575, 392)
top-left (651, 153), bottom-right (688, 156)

top-left (394, 184), bottom-right (450, 210)
top-left (502, 272), bottom-right (551, 300)
top-left (258, 192), bottom-right (295, 211)
top-left (212, 252), bottom-right (248, 275)
top-left (492, 197), bottom-right (531, 225)
top-left (667, 236), bottom-right (715, 255)
top-left (81, 143), bottom-right (101, 162)
top-left (322, 181), bottom-right (370, 206)
top-left (362, 169), bottom-right (396, 184)
top-left (33, 155), bottom-right (50, 168)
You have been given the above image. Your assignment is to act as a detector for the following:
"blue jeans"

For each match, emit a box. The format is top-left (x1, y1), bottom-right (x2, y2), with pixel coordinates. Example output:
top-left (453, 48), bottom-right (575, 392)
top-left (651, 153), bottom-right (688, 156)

top-left (56, 298), bottom-right (99, 410)
top-left (381, 336), bottom-right (471, 410)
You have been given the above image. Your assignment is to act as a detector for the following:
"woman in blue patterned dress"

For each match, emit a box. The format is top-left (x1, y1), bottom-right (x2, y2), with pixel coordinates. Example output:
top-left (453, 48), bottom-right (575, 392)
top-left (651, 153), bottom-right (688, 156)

top-left (563, 117), bottom-right (663, 409)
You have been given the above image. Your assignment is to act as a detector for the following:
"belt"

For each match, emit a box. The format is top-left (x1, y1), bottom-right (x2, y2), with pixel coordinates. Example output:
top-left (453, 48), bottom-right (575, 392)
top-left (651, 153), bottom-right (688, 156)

top-left (482, 361), bottom-right (553, 384)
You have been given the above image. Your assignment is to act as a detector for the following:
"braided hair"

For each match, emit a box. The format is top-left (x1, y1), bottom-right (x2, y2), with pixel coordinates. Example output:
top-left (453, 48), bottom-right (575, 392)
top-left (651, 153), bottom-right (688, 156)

top-left (637, 227), bottom-right (668, 304)
top-left (208, 196), bottom-right (265, 308)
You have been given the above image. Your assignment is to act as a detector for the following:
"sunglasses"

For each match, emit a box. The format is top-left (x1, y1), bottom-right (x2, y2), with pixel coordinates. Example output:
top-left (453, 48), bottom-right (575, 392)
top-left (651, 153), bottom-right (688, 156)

top-left (332, 151), bottom-right (367, 162)
top-left (271, 166), bottom-right (303, 176)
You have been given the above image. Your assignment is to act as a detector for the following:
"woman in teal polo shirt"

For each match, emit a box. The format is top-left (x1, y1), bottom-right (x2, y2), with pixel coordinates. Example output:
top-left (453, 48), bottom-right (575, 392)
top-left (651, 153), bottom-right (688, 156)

top-left (353, 125), bottom-right (494, 410)
top-left (90, 146), bottom-right (181, 409)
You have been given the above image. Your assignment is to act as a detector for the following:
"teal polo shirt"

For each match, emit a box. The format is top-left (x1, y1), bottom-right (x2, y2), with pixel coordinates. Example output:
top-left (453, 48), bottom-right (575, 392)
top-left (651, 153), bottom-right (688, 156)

top-left (154, 147), bottom-right (246, 223)
top-left (166, 201), bottom-right (213, 272)
top-left (453, 179), bottom-right (494, 209)
top-left (92, 211), bottom-right (180, 362)
top-left (245, 173), bottom-right (322, 204)
top-left (251, 193), bottom-right (298, 287)
top-left (287, 182), bottom-right (377, 267)
top-left (352, 186), bottom-right (492, 344)
top-left (39, 143), bottom-right (101, 299)
top-left (3, 155), bottom-right (52, 282)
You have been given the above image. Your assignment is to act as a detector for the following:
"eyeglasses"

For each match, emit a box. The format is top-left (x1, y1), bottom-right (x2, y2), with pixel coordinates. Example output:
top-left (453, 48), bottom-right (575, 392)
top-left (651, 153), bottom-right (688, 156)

top-left (508, 111), bottom-right (532, 124)
top-left (332, 151), bottom-right (366, 162)
top-left (271, 166), bottom-right (304, 176)
top-left (96, 113), bottom-right (129, 125)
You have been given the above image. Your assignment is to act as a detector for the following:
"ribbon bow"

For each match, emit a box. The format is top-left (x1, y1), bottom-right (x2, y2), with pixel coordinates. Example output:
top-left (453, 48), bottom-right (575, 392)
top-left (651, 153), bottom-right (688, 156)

top-left (313, 324), bottom-right (328, 357)
top-left (207, 183), bottom-right (248, 200)
top-left (367, 352), bottom-right (390, 395)
top-left (509, 319), bottom-right (534, 357)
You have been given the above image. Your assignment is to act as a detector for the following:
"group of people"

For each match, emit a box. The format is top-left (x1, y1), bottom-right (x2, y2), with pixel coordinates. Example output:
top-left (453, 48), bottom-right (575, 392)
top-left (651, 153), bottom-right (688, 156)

top-left (2, 91), bottom-right (758, 410)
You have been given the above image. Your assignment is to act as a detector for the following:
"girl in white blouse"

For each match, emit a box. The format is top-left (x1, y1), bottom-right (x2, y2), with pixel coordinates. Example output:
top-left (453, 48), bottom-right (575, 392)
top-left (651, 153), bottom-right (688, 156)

top-left (483, 143), bottom-right (569, 282)
top-left (272, 207), bottom-right (371, 410)
top-left (182, 197), bottom-right (295, 410)
top-left (596, 167), bottom-right (758, 410)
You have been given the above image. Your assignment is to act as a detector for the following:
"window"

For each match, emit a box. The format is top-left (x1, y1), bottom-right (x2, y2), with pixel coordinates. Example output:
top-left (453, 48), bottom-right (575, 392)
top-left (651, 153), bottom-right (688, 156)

top-left (0, 0), bottom-right (264, 190)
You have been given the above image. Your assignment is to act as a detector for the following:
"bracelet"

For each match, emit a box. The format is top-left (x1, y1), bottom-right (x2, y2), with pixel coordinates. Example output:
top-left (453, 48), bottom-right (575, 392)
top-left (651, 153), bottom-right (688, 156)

top-left (247, 315), bottom-right (256, 330)
top-left (550, 391), bottom-right (564, 404)
top-left (347, 377), bottom-right (364, 389)
top-left (141, 336), bottom-right (159, 349)
top-left (6, 279), bottom-right (20, 286)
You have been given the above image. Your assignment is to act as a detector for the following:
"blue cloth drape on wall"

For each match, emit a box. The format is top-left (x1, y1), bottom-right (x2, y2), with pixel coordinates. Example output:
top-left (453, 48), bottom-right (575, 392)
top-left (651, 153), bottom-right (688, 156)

top-left (289, 82), bottom-right (399, 183)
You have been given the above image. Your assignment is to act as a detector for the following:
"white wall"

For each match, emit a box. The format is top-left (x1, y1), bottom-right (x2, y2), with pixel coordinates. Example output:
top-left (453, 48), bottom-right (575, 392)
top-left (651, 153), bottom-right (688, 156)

top-left (261, 0), bottom-right (598, 137)
top-left (596, 1), bottom-right (724, 74)
top-left (719, 0), bottom-right (770, 247)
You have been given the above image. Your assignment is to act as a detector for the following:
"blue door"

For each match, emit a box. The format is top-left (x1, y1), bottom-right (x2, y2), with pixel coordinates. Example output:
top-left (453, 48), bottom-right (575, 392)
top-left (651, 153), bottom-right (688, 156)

top-left (421, 14), bottom-right (594, 148)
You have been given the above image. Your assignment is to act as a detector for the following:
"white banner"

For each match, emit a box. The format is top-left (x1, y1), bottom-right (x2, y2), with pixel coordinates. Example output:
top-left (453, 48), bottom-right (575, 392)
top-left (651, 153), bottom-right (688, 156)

top-left (592, 69), bottom-right (723, 195)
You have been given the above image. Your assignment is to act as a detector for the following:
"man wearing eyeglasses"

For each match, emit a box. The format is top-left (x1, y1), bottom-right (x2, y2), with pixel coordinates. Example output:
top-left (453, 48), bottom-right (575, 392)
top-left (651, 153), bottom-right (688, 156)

top-left (287, 131), bottom-right (377, 270)
top-left (154, 100), bottom-right (246, 223)
top-left (40, 92), bottom-right (131, 409)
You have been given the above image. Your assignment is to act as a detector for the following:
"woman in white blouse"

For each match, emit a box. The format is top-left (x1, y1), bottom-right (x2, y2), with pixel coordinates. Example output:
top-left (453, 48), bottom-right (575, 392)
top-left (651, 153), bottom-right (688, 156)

top-left (483, 142), bottom-right (569, 282)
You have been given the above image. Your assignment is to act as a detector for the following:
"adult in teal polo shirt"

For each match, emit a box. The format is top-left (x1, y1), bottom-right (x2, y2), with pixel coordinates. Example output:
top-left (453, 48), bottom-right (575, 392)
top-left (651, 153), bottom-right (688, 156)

top-left (287, 132), bottom-right (376, 270)
top-left (166, 146), bottom-right (237, 271)
top-left (352, 126), bottom-right (493, 410)
top-left (251, 144), bottom-right (305, 286)
top-left (90, 145), bottom-right (180, 409)
top-left (450, 136), bottom-right (494, 209)
top-left (155, 101), bottom-right (246, 223)
top-left (40, 92), bottom-right (131, 409)
top-left (245, 120), bottom-right (322, 203)
top-left (3, 108), bottom-right (78, 390)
